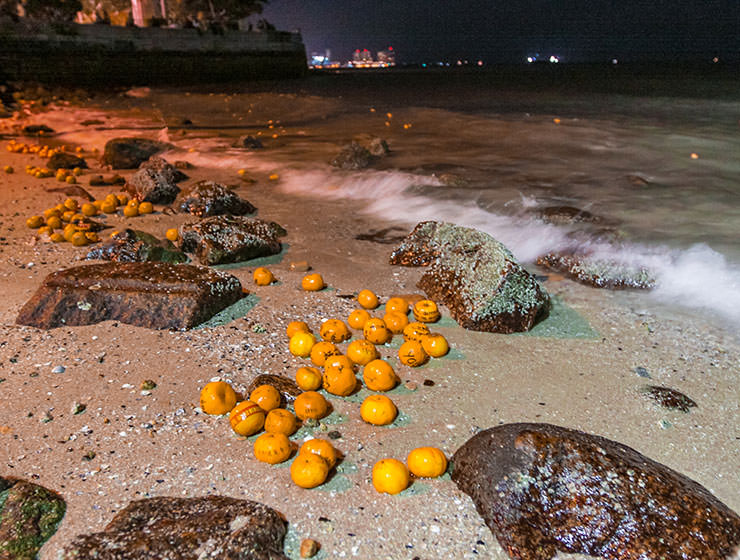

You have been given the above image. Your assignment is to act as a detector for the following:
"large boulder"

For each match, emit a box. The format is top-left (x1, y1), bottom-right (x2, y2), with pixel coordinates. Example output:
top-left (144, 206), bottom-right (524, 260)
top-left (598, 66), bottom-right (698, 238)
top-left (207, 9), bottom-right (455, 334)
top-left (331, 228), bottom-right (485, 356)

top-left (124, 156), bottom-right (186, 204)
top-left (179, 181), bottom-right (256, 217)
top-left (390, 221), bottom-right (549, 333)
top-left (537, 252), bottom-right (655, 289)
top-left (0, 477), bottom-right (66, 560)
top-left (61, 496), bottom-right (288, 560)
top-left (16, 262), bottom-right (243, 330)
top-left (179, 216), bottom-right (283, 265)
top-left (451, 423), bottom-right (740, 560)
top-left (101, 137), bottom-right (171, 169)
top-left (47, 152), bottom-right (87, 170)
top-left (86, 229), bottom-right (187, 264)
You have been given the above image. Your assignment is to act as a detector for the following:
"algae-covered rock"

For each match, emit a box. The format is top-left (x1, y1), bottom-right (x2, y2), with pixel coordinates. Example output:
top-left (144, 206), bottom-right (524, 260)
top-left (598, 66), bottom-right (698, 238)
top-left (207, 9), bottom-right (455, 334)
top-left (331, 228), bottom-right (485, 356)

top-left (86, 229), bottom-right (186, 263)
top-left (179, 180), bottom-right (256, 217)
top-left (0, 477), bottom-right (66, 560)
top-left (390, 221), bottom-right (549, 333)
top-left (61, 495), bottom-right (288, 560)
top-left (179, 215), bottom-right (283, 265)
top-left (451, 423), bottom-right (740, 560)
top-left (537, 252), bottom-right (655, 289)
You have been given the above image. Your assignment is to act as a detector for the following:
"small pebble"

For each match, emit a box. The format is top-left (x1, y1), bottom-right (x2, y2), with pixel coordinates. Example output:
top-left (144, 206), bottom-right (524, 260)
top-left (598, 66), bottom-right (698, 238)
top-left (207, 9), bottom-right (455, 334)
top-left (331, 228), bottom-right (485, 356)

top-left (327, 430), bottom-right (342, 440)
top-left (71, 403), bottom-right (86, 415)
top-left (52, 365), bottom-right (66, 374)
top-left (423, 379), bottom-right (435, 387)
top-left (140, 380), bottom-right (157, 390)
top-left (634, 366), bottom-right (651, 378)
top-left (41, 411), bottom-right (53, 423)
top-left (404, 381), bottom-right (418, 391)
top-left (290, 261), bottom-right (311, 272)
top-left (300, 538), bottom-right (320, 558)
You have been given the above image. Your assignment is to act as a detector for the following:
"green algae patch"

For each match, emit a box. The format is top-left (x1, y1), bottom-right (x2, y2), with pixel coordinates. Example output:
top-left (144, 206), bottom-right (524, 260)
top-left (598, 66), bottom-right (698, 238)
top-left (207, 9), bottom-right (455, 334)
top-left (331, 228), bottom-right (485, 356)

top-left (398, 481), bottom-right (430, 497)
top-left (519, 295), bottom-right (599, 339)
top-left (196, 293), bottom-right (259, 329)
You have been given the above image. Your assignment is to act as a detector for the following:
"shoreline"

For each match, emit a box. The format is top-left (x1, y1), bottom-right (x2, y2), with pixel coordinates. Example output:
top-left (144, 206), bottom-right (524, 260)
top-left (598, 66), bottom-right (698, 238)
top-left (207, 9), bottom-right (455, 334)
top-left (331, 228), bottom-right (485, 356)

top-left (0, 101), bottom-right (738, 559)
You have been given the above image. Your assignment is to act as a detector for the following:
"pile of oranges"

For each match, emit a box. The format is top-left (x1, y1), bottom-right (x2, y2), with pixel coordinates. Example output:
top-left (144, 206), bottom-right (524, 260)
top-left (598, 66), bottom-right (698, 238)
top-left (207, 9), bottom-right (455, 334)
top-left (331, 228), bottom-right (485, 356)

top-left (201, 277), bottom-right (451, 494)
top-left (5, 139), bottom-right (65, 157)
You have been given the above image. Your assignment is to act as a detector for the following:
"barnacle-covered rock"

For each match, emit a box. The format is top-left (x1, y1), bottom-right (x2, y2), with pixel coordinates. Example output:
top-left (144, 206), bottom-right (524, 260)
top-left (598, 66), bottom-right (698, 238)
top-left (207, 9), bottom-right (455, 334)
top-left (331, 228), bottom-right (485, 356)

top-left (537, 252), bottom-right (655, 289)
top-left (390, 221), bottom-right (549, 333)
top-left (452, 423), bottom-right (740, 560)
top-left (125, 156), bottom-right (186, 204)
top-left (179, 180), bottom-right (256, 217)
top-left (86, 229), bottom-right (186, 264)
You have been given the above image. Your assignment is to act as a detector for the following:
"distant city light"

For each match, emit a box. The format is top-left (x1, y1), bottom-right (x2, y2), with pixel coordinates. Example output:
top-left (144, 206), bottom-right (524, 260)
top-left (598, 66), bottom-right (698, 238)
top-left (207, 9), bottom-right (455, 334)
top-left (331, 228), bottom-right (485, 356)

top-left (549, 55), bottom-right (559, 63)
top-left (612, 58), bottom-right (618, 64)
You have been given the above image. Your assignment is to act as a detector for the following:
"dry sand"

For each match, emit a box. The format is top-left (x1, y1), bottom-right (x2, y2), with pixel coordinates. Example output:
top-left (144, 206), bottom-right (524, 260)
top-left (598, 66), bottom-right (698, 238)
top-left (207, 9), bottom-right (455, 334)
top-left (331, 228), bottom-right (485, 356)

top-left (0, 101), bottom-right (738, 560)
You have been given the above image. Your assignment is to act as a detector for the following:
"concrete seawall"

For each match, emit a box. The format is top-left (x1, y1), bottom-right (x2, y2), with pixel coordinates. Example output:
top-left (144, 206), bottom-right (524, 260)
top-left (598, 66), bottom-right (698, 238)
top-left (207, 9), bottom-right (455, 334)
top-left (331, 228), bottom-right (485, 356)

top-left (0, 19), bottom-right (307, 84)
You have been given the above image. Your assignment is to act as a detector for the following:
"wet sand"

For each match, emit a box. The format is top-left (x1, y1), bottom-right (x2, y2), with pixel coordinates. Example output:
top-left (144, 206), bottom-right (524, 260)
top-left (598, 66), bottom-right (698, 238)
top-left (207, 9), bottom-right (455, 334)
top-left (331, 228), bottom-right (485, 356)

top-left (0, 102), bottom-right (738, 560)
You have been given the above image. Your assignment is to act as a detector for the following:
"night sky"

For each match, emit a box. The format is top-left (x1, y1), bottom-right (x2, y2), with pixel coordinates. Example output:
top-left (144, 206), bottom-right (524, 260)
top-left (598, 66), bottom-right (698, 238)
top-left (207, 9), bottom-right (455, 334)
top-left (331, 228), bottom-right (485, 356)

top-left (262, 0), bottom-right (740, 64)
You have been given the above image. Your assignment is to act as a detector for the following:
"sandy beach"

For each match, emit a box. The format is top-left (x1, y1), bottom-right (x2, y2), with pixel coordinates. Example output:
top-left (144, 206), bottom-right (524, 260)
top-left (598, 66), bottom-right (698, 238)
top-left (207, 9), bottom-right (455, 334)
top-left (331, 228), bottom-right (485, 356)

top-left (0, 92), bottom-right (738, 559)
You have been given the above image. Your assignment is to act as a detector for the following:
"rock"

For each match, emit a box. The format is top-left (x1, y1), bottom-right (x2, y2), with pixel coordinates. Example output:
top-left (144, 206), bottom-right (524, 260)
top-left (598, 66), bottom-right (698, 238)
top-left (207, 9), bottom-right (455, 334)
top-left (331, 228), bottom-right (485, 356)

top-left (247, 374), bottom-right (301, 406)
top-left (86, 229), bottom-right (187, 264)
top-left (300, 538), bottom-right (320, 558)
top-left (46, 184), bottom-right (95, 201)
top-left (366, 136), bottom-right (389, 156)
top-left (101, 137), bottom-right (171, 169)
top-left (125, 160), bottom-right (183, 204)
top-left (536, 252), bottom-right (655, 290)
top-left (330, 142), bottom-right (375, 170)
top-left (16, 262), bottom-right (243, 330)
top-left (0, 477), bottom-right (66, 560)
top-left (47, 152), bottom-right (87, 170)
top-left (536, 206), bottom-right (605, 225)
top-left (88, 174), bottom-right (126, 187)
top-left (61, 495), bottom-right (288, 560)
top-left (641, 385), bottom-right (698, 412)
top-left (390, 221), bottom-right (549, 333)
top-left (179, 216), bottom-right (282, 265)
top-left (179, 180), bottom-right (257, 217)
top-left (451, 423), bottom-right (740, 560)
top-left (233, 135), bottom-right (264, 149)
top-left (21, 124), bottom-right (55, 135)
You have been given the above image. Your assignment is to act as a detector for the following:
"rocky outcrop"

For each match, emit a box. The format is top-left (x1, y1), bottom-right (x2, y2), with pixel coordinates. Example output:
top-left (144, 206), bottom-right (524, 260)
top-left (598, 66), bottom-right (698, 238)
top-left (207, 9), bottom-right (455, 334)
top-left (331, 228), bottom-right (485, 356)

top-left (47, 152), bottom-right (87, 170)
top-left (0, 477), bottom-right (66, 560)
top-left (101, 137), bottom-right (171, 169)
top-left (536, 206), bottom-right (606, 225)
top-left (537, 252), bottom-right (655, 289)
top-left (86, 229), bottom-right (186, 264)
top-left (390, 221), bottom-right (549, 333)
top-left (16, 262), bottom-right (243, 330)
top-left (330, 142), bottom-right (375, 170)
top-left (179, 181), bottom-right (257, 217)
top-left (61, 496), bottom-right (288, 560)
top-left (451, 423), bottom-right (740, 560)
top-left (179, 216), bottom-right (283, 265)
top-left (124, 156), bottom-right (186, 204)
top-left (247, 374), bottom-right (301, 406)
top-left (233, 135), bottom-right (264, 149)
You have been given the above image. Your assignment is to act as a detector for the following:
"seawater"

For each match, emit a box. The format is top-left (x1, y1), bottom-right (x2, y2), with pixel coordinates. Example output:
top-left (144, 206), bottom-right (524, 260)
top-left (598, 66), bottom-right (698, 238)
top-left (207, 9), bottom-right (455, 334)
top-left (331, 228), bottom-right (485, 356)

top-left (47, 66), bottom-right (740, 327)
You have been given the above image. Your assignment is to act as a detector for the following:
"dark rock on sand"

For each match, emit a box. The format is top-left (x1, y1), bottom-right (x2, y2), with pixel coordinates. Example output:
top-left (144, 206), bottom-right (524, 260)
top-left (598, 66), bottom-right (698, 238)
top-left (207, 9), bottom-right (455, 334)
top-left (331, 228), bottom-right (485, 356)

top-left (125, 157), bottom-right (185, 204)
top-left (101, 137), bottom-right (171, 169)
top-left (86, 229), bottom-right (186, 264)
top-left (330, 142), bottom-right (375, 170)
top-left (21, 124), bottom-right (55, 135)
top-left (537, 252), bottom-right (655, 289)
top-left (641, 385), bottom-right (698, 412)
top-left (61, 495), bottom-right (288, 560)
top-left (16, 262), bottom-right (243, 330)
top-left (451, 423), bottom-right (740, 560)
top-left (536, 206), bottom-right (605, 225)
top-left (247, 374), bottom-right (302, 406)
top-left (233, 135), bottom-right (264, 149)
top-left (0, 476), bottom-right (66, 560)
top-left (47, 152), bottom-right (87, 170)
top-left (179, 216), bottom-right (283, 265)
top-left (46, 184), bottom-right (95, 201)
top-left (179, 180), bottom-right (256, 217)
top-left (88, 173), bottom-right (126, 187)
top-left (390, 221), bottom-right (549, 333)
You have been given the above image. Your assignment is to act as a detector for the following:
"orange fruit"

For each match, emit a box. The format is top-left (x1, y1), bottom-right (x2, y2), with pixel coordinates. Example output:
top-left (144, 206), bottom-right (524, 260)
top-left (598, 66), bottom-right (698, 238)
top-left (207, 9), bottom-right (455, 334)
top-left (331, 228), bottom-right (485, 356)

top-left (363, 318), bottom-right (392, 345)
top-left (413, 299), bottom-right (440, 323)
top-left (289, 331), bottom-right (316, 358)
top-left (383, 311), bottom-right (409, 335)
top-left (101, 201), bottom-right (117, 214)
top-left (290, 453), bottom-right (329, 488)
top-left (323, 354), bottom-right (355, 372)
top-left (363, 359), bottom-right (398, 392)
top-left (319, 319), bottom-right (351, 343)
top-left (309, 341), bottom-right (341, 367)
top-left (385, 296), bottom-right (409, 315)
top-left (63, 198), bottom-right (78, 211)
top-left (293, 391), bottom-right (329, 421)
top-left (138, 201), bottom-right (154, 214)
top-left (398, 340), bottom-right (429, 367)
top-left (357, 289), bottom-right (379, 309)
top-left (295, 366), bottom-right (323, 391)
top-left (71, 231), bottom-right (88, 247)
top-left (165, 228), bottom-right (179, 242)
top-left (286, 320), bottom-right (311, 338)
top-left (299, 438), bottom-right (338, 468)
top-left (322, 365), bottom-right (357, 396)
top-left (346, 339), bottom-right (379, 366)
top-left (46, 215), bottom-right (62, 230)
top-left (123, 204), bottom-right (139, 218)
top-left (249, 384), bottom-right (282, 412)
top-left (80, 203), bottom-right (97, 217)
top-left (372, 458), bottom-right (410, 494)
top-left (302, 273), bottom-right (325, 291)
top-left (264, 408), bottom-right (298, 436)
top-left (85, 232), bottom-right (100, 243)
top-left (50, 232), bottom-right (65, 243)
top-left (407, 446), bottom-right (448, 478)
top-left (422, 333), bottom-right (449, 358)
top-left (37, 225), bottom-right (53, 236)
top-left (229, 401), bottom-right (266, 436)
top-left (403, 322), bottom-right (431, 343)
top-left (253, 432), bottom-right (292, 464)
top-left (116, 194), bottom-right (129, 206)
top-left (26, 215), bottom-right (44, 228)
top-left (347, 309), bottom-right (371, 330)
top-left (253, 267), bottom-right (275, 286)
top-left (360, 394), bottom-right (397, 425)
